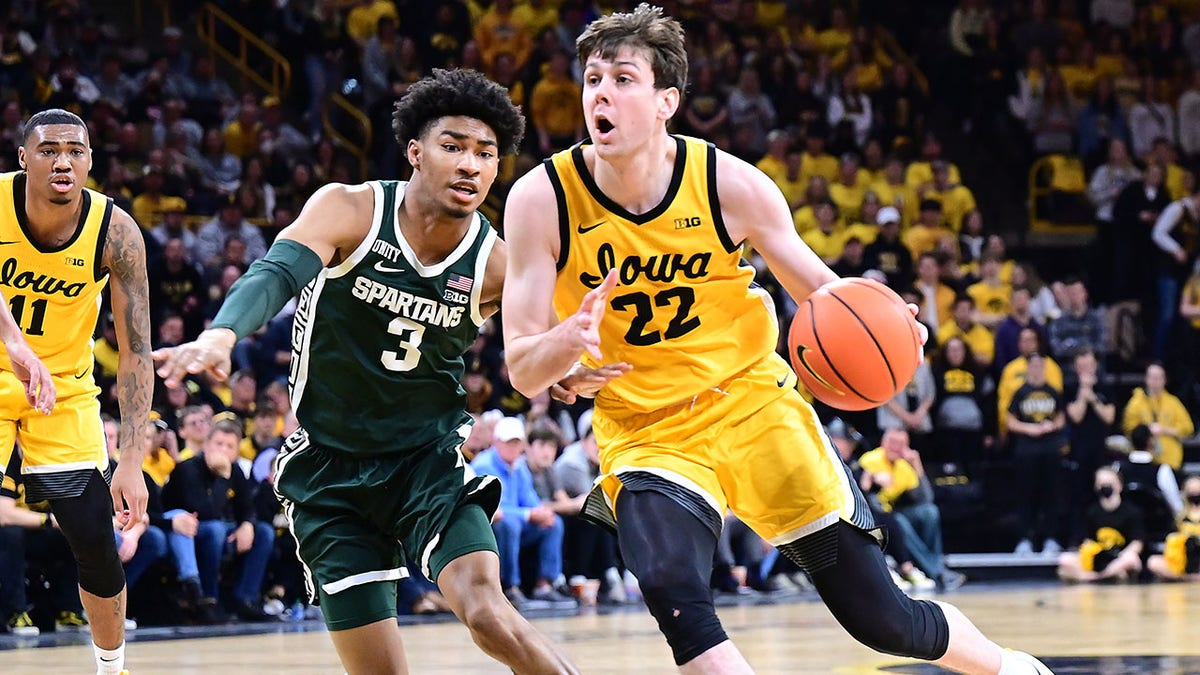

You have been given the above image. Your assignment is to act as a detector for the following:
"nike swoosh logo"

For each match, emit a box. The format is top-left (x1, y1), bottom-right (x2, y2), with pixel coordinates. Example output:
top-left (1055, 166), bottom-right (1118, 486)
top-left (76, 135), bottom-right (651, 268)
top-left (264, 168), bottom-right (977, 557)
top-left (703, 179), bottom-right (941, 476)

top-left (795, 345), bottom-right (845, 395)
top-left (577, 220), bottom-right (605, 234)
top-left (374, 261), bottom-right (405, 273)
top-left (73, 368), bottom-right (89, 379)
top-left (776, 373), bottom-right (791, 388)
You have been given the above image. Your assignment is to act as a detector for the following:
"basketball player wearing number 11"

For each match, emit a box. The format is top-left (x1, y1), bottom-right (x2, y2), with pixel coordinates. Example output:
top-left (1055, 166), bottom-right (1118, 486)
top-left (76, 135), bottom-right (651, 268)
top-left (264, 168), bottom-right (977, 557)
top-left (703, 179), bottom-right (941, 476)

top-left (503, 5), bottom-right (1052, 674)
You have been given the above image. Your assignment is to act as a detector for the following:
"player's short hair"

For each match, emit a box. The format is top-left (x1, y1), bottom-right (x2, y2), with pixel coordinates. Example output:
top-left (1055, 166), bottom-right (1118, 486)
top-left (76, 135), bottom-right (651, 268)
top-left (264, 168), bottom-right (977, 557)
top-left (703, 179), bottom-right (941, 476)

top-left (576, 3), bottom-right (687, 93)
top-left (22, 108), bottom-right (86, 144)
top-left (392, 68), bottom-right (525, 156)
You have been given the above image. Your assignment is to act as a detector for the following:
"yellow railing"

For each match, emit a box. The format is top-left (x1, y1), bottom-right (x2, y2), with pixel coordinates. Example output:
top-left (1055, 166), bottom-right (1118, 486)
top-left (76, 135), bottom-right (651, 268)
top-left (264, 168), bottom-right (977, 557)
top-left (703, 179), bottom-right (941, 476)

top-left (322, 94), bottom-right (372, 181)
top-left (196, 2), bottom-right (291, 98)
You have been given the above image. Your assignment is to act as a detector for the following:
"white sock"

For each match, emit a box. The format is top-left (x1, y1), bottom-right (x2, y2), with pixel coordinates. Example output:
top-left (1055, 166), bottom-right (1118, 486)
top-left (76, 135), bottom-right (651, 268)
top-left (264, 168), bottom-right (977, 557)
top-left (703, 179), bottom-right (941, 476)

top-left (997, 649), bottom-right (1045, 675)
top-left (94, 641), bottom-right (125, 674)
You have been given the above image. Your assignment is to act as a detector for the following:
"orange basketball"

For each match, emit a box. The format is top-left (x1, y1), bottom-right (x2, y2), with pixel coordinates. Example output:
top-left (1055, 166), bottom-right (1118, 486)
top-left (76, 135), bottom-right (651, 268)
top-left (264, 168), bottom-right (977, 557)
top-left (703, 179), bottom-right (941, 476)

top-left (787, 277), bottom-right (922, 411)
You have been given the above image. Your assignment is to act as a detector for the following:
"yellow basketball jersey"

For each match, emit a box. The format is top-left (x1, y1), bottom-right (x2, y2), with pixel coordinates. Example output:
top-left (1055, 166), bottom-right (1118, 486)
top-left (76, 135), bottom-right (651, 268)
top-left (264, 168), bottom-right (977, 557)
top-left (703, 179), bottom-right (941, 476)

top-left (0, 172), bottom-right (110, 377)
top-left (549, 136), bottom-right (778, 413)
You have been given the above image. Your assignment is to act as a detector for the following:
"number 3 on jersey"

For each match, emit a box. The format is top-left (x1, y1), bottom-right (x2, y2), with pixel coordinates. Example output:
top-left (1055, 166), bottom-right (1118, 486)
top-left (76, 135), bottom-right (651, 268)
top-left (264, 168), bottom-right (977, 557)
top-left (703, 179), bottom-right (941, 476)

top-left (611, 287), bottom-right (700, 346)
top-left (382, 316), bottom-right (424, 371)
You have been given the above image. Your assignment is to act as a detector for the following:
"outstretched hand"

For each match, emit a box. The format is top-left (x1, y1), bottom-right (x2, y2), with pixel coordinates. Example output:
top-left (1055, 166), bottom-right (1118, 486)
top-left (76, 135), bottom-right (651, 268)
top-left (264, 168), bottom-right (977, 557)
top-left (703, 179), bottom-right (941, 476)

top-left (152, 328), bottom-right (238, 387)
top-left (550, 361), bottom-right (633, 404)
top-left (568, 269), bottom-right (619, 361)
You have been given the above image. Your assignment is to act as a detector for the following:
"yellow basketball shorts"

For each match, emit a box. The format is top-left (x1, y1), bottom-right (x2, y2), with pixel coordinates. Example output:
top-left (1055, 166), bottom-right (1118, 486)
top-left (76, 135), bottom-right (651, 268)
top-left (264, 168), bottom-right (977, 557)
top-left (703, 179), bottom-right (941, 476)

top-left (0, 369), bottom-right (105, 501)
top-left (587, 353), bottom-right (872, 546)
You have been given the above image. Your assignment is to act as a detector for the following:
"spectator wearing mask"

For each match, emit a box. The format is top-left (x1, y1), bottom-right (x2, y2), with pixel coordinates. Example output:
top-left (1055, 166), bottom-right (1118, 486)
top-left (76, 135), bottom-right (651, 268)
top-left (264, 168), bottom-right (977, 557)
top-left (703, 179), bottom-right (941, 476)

top-left (1057, 467), bottom-right (1145, 582)
top-left (1007, 353), bottom-right (1067, 556)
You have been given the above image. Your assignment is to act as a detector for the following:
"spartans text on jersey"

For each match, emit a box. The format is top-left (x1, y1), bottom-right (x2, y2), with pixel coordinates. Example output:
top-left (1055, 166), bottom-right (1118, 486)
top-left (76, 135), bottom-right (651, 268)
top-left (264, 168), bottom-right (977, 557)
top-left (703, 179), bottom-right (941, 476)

top-left (351, 276), bottom-right (465, 329)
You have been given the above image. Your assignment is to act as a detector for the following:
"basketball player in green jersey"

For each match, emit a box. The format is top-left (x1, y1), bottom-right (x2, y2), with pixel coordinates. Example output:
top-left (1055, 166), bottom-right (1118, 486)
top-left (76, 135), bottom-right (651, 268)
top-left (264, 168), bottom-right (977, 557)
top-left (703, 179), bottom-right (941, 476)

top-left (153, 70), bottom-right (577, 675)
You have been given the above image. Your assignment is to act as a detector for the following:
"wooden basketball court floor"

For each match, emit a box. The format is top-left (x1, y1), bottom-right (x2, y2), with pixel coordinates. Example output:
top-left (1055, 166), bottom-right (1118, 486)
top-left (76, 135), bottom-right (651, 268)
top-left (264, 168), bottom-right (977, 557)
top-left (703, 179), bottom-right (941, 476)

top-left (4, 581), bottom-right (1198, 674)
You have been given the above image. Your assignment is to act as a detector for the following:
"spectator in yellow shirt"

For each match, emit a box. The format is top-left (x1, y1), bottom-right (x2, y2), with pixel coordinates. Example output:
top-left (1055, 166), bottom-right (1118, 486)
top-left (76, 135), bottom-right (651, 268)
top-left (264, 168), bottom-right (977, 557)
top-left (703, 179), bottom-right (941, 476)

top-left (925, 160), bottom-right (977, 231)
top-left (914, 252), bottom-right (956, 333)
top-left (512, 0), bottom-right (559, 40)
top-left (829, 152), bottom-right (869, 217)
top-left (800, 126), bottom-right (838, 185)
top-left (858, 429), bottom-right (965, 590)
top-left (936, 296), bottom-right (996, 368)
top-left (903, 199), bottom-right (955, 260)
top-left (346, 0), bottom-right (399, 48)
top-left (1122, 363), bottom-right (1195, 470)
top-left (997, 327), bottom-right (1064, 435)
top-left (222, 101), bottom-right (261, 159)
top-left (755, 129), bottom-right (790, 182)
top-left (774, 145), bottom-right (806, 211)
top-left (966, 253), bottom-right (1013, 329)
top-left (530, 50), bottom-right (583, 155)
top-left (800, 201), bottom-right (847, 264)
top-left (872, 155), bottom-right (916, 225)
top-left (792, 175), bottom-right (833, 234)
top-left (906, 133), bottom-right (961, 190)
top-left (475, 0), bottom-right (532, 73)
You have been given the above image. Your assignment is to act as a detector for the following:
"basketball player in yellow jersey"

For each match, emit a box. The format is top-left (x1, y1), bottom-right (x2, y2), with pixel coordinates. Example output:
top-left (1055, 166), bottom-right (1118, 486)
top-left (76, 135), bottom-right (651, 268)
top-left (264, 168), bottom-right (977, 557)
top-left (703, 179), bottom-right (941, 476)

top-left (503, 6), bottom-right (1052, 675)
top-left (0, 109), bottom-right (152, 675)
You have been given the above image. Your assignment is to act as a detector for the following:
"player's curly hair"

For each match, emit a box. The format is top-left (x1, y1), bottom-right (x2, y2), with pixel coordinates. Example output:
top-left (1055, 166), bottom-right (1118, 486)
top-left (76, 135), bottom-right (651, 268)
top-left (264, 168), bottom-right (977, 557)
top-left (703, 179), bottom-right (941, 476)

top-left (392, 69), bottom-right (525, 156)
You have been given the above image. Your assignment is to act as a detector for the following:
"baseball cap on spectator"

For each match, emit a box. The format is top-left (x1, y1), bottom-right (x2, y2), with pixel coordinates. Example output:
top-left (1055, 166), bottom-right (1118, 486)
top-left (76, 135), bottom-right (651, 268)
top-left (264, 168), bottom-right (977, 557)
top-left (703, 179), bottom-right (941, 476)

top-left (262, 96), bottom-right (281, 109)
top-left (919, 198), bottom-right (943, 213)
top-left (494, 417), bottom-right (526, 443)
top-left (163, 26), bottom-right (183, 39)
top-left (877, 206), bottom-right (901, 226)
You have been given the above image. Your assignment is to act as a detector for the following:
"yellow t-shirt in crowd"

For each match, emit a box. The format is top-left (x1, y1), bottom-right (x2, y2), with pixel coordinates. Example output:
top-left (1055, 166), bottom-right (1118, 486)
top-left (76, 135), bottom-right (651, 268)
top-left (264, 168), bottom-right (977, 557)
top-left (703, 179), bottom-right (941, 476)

top-left (858, 448), bottom-right (920, 511)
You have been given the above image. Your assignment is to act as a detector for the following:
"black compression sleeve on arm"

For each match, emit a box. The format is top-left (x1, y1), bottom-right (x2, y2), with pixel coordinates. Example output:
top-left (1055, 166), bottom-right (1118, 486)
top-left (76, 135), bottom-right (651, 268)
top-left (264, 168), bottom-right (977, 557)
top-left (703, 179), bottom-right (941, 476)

top-left (210, 239), bottom-right (324, 340)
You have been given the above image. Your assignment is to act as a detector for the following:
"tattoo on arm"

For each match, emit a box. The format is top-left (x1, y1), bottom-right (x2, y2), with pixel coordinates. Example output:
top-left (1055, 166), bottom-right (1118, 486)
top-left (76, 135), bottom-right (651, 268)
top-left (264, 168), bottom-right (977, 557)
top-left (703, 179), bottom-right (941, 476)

top-left (105, 214), bottom-right (153, 459)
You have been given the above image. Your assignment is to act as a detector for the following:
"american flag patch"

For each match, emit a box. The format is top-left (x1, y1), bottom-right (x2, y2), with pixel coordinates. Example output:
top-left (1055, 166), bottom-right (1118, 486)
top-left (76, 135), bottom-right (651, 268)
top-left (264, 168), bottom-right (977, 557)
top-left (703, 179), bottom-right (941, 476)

top-left (446, 273), bottom-right (474, 293)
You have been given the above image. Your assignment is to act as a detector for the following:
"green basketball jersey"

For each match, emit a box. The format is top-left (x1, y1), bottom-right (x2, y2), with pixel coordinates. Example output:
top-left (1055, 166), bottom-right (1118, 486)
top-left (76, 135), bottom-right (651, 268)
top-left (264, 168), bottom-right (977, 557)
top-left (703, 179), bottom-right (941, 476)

top-left (288, 180), bottom-right (496, 455)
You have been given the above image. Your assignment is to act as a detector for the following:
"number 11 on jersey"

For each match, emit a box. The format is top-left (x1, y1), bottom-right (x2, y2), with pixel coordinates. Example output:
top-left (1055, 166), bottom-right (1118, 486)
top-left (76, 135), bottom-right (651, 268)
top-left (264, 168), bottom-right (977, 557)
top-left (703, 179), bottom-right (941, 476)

top-left (9, 294), bottom-right (47, 336)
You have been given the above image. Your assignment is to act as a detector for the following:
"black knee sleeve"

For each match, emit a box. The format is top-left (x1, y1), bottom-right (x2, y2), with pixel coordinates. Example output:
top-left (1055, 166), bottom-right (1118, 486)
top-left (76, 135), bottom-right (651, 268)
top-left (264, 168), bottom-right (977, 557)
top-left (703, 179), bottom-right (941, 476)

top-left (782, 521), bottom-right (950, 661)
top-left (616, 489), bottom-right (728, 666)
top-left (51, 470), bottom-right (125, 598)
